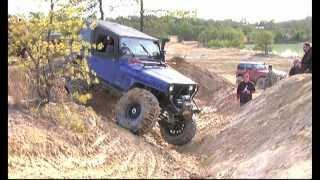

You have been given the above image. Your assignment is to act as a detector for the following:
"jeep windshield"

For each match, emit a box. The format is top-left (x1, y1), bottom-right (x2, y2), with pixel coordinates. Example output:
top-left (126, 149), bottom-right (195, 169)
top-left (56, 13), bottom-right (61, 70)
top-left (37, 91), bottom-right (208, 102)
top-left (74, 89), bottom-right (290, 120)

top-left (120, 37), bottom-right (161, 61)
top-left (255, 64), bottom-right (267, 70)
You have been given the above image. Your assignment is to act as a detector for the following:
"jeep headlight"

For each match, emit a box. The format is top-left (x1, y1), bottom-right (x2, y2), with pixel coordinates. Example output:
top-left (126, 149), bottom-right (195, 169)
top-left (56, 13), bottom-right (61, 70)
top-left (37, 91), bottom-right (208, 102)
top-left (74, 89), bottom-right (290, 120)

top-left (169, 85), bottom-right (174, 92)
top-left (189, 85), bottom-right (194, 91)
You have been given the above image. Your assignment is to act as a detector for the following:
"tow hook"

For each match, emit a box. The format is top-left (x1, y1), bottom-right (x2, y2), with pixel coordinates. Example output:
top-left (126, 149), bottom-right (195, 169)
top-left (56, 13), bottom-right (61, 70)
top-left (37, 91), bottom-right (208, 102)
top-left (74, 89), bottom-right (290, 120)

top-left (192, 99), bottom-right (201, 114)
top-left (182, 110), bottom-right (193, 120)
top-left (193, 109), bottom-right (201, 114)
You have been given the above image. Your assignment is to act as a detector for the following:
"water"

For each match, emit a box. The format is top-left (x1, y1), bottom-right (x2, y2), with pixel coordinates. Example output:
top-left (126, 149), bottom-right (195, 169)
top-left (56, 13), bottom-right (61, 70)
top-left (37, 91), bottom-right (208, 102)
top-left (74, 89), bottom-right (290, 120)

top-left (245, 43), bottom-right (304, 58)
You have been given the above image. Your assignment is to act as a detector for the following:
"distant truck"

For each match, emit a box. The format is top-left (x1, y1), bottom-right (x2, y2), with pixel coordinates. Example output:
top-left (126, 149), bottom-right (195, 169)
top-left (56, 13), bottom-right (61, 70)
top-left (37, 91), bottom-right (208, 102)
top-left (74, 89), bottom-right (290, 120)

top-left (236, 61), bottom-right (287, 89)
top-left (77, 21), bottom-right (201, 145)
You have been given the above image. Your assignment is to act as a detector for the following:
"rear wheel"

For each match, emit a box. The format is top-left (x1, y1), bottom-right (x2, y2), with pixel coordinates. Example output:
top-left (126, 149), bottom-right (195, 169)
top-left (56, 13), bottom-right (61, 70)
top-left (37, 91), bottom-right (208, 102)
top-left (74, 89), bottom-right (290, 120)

top-left (115, 88), bottom-right (160, 135)
top-left (159, 115), bottom-right (196, 146)
top-left (256, 77), bottom-right (266, 89)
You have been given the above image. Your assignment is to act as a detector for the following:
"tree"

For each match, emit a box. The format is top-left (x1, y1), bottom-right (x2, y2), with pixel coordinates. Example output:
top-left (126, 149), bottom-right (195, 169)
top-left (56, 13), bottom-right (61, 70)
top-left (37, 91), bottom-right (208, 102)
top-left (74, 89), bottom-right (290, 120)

top-left (253, 30), bottom-right (274, 55)
top-left (110, 12), bottom-right (311, 46)
top-left (98, 0), bottom-right (104, 20)
top-left (70, 0), bottom-right (103, 20)
top-left (8, 2), bottom-right (93, 103)
top-left (273, 29), bottom-right (286, 43)
top-left (139, 0), bottom-right (144, 31)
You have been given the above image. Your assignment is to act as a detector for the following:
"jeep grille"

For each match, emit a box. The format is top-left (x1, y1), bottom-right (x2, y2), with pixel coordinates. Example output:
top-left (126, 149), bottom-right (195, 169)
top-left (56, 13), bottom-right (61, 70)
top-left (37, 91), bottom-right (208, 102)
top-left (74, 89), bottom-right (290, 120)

top-left (171, 84), bottom-right (192, 97)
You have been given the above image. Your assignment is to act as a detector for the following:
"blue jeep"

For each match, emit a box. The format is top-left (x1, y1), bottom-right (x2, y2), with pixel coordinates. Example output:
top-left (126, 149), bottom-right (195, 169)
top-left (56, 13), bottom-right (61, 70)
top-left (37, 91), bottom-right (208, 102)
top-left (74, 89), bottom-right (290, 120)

top-left (81, 21), bottom-right (200, 145)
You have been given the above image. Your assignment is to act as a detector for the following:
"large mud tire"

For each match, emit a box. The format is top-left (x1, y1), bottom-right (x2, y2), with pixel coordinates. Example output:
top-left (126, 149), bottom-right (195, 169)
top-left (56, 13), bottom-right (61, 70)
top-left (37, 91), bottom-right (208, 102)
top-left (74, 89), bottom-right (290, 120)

top-left (115, 88), bottom-right (160, 135)
top-left (256, 77), bottom-right (266, 89)
top-left (159, 118), bottom-right (196, 146)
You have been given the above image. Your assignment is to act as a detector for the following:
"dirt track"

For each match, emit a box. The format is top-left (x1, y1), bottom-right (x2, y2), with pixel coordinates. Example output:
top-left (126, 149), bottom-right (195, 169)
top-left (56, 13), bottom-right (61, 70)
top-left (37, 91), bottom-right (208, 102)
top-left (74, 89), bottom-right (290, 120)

top-left (8, 107), bottom-right (201, 178)
top-left (8, 43), bottom-right (311, 178)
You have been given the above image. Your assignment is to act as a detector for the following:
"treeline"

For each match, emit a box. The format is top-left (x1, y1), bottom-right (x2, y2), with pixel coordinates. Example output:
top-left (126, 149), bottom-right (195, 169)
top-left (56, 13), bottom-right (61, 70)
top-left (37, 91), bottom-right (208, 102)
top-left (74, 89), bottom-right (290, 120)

top-left (108, 15), bottom-right (312, 48)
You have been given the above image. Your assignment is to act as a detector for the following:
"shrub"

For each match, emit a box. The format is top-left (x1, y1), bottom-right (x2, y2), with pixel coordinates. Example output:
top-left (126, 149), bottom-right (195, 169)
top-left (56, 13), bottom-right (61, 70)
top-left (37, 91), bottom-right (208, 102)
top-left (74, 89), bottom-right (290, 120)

top-left (203, 27), bottom-right (245, 48)
top-left (8, 3), bottom-right (93, 103)
top-left (40, 102), bottom-right (98, 133)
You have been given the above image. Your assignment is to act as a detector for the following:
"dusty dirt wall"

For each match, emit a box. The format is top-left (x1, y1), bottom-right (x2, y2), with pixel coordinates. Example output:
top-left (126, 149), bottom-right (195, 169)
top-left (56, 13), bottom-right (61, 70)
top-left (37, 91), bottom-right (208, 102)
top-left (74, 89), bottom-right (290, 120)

top-left (193, 74), bottom-right (312, 178)
top-left (168, 57), bottom-right (239, 114)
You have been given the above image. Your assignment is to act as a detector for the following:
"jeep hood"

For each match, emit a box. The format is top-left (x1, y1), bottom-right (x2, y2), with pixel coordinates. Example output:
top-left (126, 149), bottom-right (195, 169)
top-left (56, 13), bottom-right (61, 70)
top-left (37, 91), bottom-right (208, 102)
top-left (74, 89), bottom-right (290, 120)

top-left (141, 66), bottom-right (196, 85)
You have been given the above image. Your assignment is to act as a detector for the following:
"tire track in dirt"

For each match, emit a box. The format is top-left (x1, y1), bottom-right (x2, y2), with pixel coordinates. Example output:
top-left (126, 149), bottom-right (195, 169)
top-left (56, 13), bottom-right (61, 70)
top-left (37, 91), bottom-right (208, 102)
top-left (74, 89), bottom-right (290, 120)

top-left (9, 105), bottom-right (205, 178)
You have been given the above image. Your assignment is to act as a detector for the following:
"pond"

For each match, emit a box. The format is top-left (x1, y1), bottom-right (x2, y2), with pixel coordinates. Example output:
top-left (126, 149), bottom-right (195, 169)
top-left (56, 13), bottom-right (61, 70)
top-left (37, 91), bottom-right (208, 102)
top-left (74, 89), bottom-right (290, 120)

top-left (245, 43), bottom-right (304, 58)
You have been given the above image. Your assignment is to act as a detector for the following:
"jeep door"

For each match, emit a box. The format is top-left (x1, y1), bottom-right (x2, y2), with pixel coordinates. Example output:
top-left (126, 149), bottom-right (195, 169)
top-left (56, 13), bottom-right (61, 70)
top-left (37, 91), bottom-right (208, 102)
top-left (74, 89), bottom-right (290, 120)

top-left (112, 37), bottom-right (141, 91)
top-left (89, 28), bottom-right (117, 85)
top-left (114, 37), bottom-right (162, 91)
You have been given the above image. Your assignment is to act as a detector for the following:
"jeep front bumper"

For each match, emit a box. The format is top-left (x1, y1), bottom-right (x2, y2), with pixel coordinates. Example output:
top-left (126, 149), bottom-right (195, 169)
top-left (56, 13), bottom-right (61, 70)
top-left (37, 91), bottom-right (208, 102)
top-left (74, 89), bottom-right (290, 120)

top-left (168, 96), bottom-right (201, 116)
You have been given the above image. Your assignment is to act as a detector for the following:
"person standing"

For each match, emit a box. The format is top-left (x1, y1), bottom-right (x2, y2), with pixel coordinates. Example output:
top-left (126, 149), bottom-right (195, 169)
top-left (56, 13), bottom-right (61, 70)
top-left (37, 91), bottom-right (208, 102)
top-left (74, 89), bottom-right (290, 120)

top-left (301, 42), bottom-right (312, 73)
top-left (237, 72), bottom-right (256, 106)
top-left (264, 65), bottom-right (278, 89)
top-left (289, 59), bottom-right (302, 76)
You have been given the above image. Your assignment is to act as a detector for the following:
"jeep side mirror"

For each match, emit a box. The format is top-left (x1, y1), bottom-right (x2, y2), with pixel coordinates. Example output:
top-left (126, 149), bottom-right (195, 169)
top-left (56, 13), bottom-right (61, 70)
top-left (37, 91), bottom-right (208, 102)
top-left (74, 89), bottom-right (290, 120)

top-left (160, 50), bottom-right (166, 62)
top-left (160, 38), bottom-right (169, 51)
top-left (160, 38), bottom-right (169, 62)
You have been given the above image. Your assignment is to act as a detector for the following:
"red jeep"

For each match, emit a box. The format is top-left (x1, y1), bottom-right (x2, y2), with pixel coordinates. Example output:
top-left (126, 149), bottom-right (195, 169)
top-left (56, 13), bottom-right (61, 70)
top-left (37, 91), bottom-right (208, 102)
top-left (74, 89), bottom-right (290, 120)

top-left (236, 62), bottom-right (286, 89)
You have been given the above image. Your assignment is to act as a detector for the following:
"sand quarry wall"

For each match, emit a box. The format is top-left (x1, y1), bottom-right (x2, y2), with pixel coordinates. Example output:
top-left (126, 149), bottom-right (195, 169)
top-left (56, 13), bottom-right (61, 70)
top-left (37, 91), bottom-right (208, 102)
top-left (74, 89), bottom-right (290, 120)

top-left (168, 57), bottom-right (238, 114)
top-left (194, 74), bottom-right (312, 178)
top-left (8, 59), bottom-right (312, 178)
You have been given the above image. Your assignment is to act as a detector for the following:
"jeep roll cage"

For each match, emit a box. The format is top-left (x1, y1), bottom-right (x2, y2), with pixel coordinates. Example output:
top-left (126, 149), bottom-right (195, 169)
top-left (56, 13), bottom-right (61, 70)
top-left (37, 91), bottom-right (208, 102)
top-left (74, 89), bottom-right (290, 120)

top-left (81, 21), bottom-right (168, 62)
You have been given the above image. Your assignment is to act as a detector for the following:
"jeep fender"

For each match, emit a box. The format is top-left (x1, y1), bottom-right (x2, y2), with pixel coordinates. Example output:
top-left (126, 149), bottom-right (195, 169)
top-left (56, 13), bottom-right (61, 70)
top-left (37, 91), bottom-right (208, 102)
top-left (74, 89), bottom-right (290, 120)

top-left (127, 80), bottom-right (168, 95)
top-left (129, 82), bottom-right (166, 96)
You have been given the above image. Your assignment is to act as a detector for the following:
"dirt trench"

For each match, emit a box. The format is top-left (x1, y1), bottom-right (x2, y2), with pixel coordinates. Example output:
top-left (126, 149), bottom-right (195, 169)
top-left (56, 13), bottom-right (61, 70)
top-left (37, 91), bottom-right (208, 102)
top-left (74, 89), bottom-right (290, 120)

top-left (8, 54), bottom-right (311, 178)
top-left (8, 56), bottom-right (236, 178)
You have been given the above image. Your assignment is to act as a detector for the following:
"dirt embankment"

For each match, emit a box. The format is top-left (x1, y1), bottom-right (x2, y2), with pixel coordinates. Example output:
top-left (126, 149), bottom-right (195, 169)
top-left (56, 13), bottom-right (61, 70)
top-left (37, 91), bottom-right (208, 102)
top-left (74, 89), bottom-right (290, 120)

top-left (9, 110), bottom-right (199, 178)
top-left (168, 57), bottom-right (238, 114)
top-left (8, 63), bottom-right (204, 178)
top-left (8, 66), bottom-right (38, 108)
top-left (8, 47), bottom-right (311, 178)
top-left (192, 74), bottom-right (312, 178)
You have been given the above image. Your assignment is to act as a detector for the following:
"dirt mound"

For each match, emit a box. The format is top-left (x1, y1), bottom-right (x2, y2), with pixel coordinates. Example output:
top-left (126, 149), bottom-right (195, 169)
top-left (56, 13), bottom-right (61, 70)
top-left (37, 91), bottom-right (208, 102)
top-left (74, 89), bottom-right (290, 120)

top-left (8, 102), bottom-right (201, 178)
top-left (168, 57), bottom-right (238, 114)
top-left (8, 65), bottom-right (70, 107)
top-left (8, 53), bottom-right (310, 178)
top-left (190, 74), bottom-right (312, 178)
top-left (8, 65), bottom-right (38, 107)
top-left (87, 86), bottom-right (120, 121)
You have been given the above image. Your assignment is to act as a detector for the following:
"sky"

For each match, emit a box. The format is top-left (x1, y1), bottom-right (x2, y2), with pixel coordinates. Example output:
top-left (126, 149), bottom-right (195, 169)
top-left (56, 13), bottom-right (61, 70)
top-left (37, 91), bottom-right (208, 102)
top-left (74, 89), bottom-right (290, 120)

top-left (9, 0), bottom-right (312, 23)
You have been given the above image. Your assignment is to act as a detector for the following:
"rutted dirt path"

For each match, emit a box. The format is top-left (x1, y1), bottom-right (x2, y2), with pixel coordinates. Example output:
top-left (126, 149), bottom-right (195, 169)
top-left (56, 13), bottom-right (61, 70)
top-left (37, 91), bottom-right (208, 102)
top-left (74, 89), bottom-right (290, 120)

top-left (9, 74), bottom-right (311, 178)
top-left (8, 44), bottom-right (311, 178)
top-left (8, 107), bottom-right (205, 178)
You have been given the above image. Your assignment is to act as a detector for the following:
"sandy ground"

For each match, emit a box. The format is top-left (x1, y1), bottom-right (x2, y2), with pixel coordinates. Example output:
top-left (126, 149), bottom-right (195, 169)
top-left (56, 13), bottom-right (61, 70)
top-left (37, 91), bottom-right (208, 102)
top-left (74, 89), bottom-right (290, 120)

top-left (8, 43), bottom-right (311, 178)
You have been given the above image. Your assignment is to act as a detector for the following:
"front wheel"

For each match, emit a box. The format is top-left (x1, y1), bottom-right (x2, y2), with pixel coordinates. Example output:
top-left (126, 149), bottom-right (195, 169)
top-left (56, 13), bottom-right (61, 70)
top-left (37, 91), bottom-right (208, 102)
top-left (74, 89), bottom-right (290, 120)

top-left (115, 88), bottom-right (160, 135)
top-left (256, 77), bottom-right (266, 89)
top-left (159, 117), bottom-right (196, 146)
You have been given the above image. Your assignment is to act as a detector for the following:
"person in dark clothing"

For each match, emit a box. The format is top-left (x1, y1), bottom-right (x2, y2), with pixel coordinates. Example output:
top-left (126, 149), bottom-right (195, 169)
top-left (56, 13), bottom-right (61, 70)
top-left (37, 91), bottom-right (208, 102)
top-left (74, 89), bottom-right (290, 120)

top-left (289, 59), bottom-right (302, 76)
top-left (237, 72), bottom-right (256, 106)
top-left (301, 42), bottom-right (312, 73)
